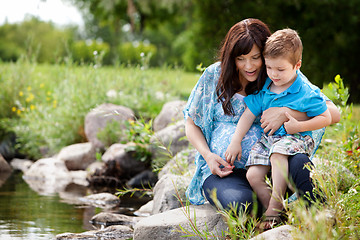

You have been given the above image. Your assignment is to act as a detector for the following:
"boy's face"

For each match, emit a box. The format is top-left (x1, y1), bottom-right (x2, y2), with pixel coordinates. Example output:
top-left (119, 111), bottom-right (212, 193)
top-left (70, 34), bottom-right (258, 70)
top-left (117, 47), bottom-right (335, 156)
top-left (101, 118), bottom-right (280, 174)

top-left (265, 57), bottom-right (301, 88)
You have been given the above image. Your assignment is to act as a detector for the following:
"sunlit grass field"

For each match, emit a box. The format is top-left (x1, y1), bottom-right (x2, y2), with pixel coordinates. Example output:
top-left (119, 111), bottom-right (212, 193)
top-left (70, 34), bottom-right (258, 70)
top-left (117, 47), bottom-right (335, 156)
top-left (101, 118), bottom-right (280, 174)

top-left (0, 60), bottom-right (199, 158)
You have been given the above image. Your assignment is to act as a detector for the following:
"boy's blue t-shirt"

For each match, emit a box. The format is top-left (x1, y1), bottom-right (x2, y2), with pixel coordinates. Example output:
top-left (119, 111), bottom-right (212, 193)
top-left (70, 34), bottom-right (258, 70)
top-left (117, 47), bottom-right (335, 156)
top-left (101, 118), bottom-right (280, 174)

top-left (244, 70), bottom-right (327, 137)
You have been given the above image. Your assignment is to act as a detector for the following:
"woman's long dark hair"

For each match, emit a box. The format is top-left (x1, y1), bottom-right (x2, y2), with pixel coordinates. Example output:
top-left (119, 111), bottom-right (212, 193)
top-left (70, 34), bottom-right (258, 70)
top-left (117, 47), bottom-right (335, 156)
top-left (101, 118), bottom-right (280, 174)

top-left (216, 18), bottom-right (271, 115)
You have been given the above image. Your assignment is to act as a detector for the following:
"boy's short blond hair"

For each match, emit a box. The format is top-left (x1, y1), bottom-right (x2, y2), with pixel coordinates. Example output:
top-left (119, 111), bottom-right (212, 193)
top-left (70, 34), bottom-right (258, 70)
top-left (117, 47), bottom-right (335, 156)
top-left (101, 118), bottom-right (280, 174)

top-left (263, 28), bottom-right (303, 67)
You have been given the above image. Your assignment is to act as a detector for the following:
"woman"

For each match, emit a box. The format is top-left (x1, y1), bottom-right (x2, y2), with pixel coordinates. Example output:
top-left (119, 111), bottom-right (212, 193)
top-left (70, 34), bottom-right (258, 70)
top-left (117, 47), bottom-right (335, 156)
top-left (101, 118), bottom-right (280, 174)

top-left (183, 19), bottom-right (340, 215)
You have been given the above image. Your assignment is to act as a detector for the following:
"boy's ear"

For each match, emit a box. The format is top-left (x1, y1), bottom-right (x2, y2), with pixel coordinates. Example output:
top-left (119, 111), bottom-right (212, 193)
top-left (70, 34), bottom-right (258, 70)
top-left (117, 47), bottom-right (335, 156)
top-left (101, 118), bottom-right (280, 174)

top-left (295, 60), bottom-right (302, 70)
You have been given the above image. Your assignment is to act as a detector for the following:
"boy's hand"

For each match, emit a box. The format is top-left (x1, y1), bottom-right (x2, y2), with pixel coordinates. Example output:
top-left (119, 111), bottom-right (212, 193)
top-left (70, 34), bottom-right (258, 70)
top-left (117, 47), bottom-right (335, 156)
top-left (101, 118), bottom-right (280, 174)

top-left (225, 142), bottom-right (242, 165)
top-left (284, 112), bottom-right (301, 134)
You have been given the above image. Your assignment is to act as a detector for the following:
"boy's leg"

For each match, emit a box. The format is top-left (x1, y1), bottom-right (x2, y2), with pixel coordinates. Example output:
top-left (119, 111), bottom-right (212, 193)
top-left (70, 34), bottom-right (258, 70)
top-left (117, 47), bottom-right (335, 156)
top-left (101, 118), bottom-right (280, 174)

top-left (266, 153), bottom-right (288, 216)
top-left (246, 165), bottom-right (271, 209)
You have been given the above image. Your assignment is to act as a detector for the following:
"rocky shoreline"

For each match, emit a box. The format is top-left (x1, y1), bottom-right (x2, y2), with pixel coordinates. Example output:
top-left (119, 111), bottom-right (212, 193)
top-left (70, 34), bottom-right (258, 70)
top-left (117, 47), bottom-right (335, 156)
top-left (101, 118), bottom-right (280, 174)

top-left (0, 100), bottom-right (320, 240)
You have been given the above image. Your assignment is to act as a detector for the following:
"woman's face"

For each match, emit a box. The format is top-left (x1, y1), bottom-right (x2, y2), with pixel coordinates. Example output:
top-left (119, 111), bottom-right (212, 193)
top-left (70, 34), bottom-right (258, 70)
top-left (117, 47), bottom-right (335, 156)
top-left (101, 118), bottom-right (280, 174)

top-left (235, 44), bottom-right (262, 83)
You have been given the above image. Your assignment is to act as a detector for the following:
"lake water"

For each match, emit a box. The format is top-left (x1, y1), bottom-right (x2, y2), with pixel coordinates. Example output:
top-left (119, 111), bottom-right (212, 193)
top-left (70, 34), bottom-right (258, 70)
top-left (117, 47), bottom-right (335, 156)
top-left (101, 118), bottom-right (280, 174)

top-left (0, 171), bottom-right (149, 239)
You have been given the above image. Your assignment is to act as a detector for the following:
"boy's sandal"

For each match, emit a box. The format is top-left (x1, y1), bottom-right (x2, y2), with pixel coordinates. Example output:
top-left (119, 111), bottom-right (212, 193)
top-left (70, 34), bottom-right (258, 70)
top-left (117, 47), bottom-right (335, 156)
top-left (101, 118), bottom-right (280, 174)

top-left (255, 214), bottom-right (285, 232)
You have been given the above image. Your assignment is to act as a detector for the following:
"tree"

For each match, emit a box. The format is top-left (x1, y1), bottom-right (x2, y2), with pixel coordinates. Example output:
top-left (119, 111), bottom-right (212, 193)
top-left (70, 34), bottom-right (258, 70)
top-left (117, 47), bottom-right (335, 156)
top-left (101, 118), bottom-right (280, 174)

top-left (68, 0), bottom-right (192, 66)
top-left (184, 0), bottom-right (360, 102)
top-left (0, 17), bottom-right (76, 63)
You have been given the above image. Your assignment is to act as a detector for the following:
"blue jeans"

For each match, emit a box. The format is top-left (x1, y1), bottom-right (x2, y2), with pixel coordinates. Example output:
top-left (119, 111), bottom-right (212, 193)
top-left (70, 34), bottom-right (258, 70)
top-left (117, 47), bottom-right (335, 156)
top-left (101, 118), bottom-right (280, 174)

top-left (202, 153), bottom-right (315, 214)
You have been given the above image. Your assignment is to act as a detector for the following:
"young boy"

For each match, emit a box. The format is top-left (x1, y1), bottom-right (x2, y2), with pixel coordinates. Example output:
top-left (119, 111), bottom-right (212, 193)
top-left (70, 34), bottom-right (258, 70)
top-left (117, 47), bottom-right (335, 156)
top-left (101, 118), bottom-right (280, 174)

top-left (225, 28), bottom-right (332, 229)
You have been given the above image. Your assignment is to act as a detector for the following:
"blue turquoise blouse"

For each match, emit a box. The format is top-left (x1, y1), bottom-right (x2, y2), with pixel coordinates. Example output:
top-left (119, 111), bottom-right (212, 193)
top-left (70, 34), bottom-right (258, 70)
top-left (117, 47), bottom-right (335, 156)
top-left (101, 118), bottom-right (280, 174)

top-left (183, 62), bottom-right (326, 205)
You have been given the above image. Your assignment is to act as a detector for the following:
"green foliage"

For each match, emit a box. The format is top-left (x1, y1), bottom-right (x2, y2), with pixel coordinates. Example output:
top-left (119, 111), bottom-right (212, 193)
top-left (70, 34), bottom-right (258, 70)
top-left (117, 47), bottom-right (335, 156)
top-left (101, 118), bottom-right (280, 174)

top-left (71, 40), bottom-right (110, 64)
top-left (122, 119), bottom-right (153, 163)
top-left (117, 41), bottom-right (157, 67)
top-left (0, 17), bottom-right (76, 63)
top-left (96, 120), bottom-right (125, 148)
top-left (0, 60), bottom-right (197, 159)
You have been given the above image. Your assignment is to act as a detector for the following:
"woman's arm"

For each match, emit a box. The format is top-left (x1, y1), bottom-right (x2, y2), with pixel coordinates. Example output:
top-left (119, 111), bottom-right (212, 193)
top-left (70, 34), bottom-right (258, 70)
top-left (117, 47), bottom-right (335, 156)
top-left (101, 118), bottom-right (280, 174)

top-left (260, 107), bottom-right (308, 135)
top-left (284, 109), bottom-right (332, 134)
top-left (260, 101), bottom-right (340, 135)
top-left (326, 101), bottom-right (341, 124)
top-left (185, 117), bottom-right (233, 177)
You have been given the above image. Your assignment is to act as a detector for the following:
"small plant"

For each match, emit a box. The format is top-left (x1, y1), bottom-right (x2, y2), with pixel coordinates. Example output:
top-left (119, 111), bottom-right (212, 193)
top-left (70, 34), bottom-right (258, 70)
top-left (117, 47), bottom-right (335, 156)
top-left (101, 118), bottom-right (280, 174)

top-left (96, 120), bottom-right (125, 148)
top-left (343, 127), bottom-right (360, 175)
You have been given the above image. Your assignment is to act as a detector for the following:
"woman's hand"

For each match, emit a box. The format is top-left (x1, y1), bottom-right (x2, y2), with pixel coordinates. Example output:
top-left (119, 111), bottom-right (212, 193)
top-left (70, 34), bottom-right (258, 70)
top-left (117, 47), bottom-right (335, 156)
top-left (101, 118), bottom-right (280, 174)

top-left (185, 117), bottom-right (233, 178)
top-left (261, 107), bottom-right (308, 135)
top-left (204, 152), bottom-right (234, 178)
top-left (260, 107), bottom-right (288, 135)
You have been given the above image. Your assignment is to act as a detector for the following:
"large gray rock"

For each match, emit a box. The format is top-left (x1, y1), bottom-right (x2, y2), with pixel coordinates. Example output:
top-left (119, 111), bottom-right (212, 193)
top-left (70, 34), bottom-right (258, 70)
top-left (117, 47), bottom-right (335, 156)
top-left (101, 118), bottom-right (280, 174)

top-left (23, 157), bottom-right (88, 195)
top-left (101, 143), bottom-right (150, 179)
top-left (84, 103), bottom-right (135, 150)
top-left (0, 153), bottom-right (12, 172)
top-left (56, 225), bottom-right (134, 240)
top-left (152, 173), bottom-right (191, 214)
top-left (0, 154), bottom-right (11, 187)
top-left (134, 200), bottom-right (153, 217)
top-left (150, 120), bottom-right (189, 161)
top-left (126, 169), bottom-right (158, 188)
top-left (58, 142), bottom-right (96, 170)
top-left (153, 100), bottom-right (187, 132)
top-left (159, 148), bottom-right (196, 179)
top-left (133, 204), bottom-right (227, 240)
top-left (90, 212), bottom-right (139, 228)
top-left (79, 193), bottom-right (120, 208)
top-left (10, 158), bottom-right (33, 173)
top-left (250, 225), bottom-right (295, 240)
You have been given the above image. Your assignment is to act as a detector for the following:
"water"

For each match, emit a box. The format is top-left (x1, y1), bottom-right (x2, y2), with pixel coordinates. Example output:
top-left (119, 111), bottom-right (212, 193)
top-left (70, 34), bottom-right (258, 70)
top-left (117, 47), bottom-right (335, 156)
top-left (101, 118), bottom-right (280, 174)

top-left (0, 172), bottom-right (149, 240)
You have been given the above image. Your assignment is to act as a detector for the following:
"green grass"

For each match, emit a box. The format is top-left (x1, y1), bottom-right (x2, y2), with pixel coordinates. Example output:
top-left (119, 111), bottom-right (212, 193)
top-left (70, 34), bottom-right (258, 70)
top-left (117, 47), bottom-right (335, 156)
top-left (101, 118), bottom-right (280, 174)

top-left (352, 104), bottom-right (360, 121)
top-left (0, 60), bottom-right (199, 158)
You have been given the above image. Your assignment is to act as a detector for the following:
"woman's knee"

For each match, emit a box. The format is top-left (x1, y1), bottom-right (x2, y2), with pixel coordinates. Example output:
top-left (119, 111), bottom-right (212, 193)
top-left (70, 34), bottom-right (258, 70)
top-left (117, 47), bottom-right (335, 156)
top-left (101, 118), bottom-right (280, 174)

top-left (202, 173), bottom-right (255, 212)
top-left (288, 153), bottom-right (313, 172)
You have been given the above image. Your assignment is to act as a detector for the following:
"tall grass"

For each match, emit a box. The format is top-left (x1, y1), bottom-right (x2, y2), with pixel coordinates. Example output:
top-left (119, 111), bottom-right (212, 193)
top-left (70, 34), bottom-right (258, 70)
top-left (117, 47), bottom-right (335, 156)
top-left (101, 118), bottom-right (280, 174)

top-left (0, 58), bottom-right (199, 159)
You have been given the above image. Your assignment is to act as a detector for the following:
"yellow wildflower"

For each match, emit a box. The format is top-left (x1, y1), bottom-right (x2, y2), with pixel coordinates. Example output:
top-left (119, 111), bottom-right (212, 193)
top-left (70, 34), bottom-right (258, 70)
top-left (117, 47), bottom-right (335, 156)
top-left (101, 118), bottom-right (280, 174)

top-left (40, 83), bottom-right (45, 88)
top-left (12, 107), bottom-right (16, 112)
top-left (27, 86), bottom-right (32, 91)
top-left (26, 93), bottom-right (35, 102)
top-left (19, 91), bottom-right (24, 97)
top-left (334, 74), bottom-right (341, 82)
top-left (53, 100), bottom-right (57, 108)
top-left (30, 104), bottom-right (35, 110)
top-left (47, 91), bottom-right (52, 96)
top-left (17, 109), bottom-right (21, 115)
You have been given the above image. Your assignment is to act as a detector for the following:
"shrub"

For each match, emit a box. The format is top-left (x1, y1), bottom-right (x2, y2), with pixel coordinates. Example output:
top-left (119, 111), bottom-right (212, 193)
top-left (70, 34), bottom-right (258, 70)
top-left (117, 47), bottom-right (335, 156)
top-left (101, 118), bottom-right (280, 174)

top-left (71, 40), bottom-right (110, 65)
top-left (117, 41), bottom-right (157, 67)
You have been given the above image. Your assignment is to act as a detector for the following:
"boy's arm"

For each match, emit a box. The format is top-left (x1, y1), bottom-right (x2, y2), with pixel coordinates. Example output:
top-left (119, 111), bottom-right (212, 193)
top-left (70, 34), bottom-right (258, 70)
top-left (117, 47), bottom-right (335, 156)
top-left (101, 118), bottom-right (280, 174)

top-left (225, 108), bottom-right (256, 165)
top-left (284, 109), bottom-right (332, 134)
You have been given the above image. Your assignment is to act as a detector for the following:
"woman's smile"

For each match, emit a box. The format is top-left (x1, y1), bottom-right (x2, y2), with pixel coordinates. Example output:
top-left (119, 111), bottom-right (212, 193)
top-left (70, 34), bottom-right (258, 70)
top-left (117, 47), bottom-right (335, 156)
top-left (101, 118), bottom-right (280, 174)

top-left (245, 70), bottom-right (257, 76)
